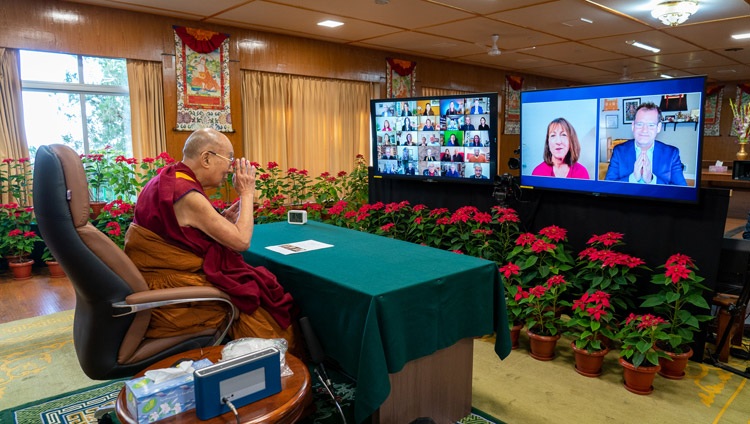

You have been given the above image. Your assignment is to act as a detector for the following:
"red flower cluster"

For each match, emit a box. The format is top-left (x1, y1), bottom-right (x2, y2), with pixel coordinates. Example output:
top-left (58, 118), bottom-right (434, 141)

top-left (625, 313), bottom-right (667, 329)
top-left (115, 155), bottom-right (138, 165)
top-left (530, 238), bottom-right (556, 254)
top-left (586, 232), bottom-right (623, 247)
top-left (578, 248), bottom-right (644, 269)
top-left (538, 225), bottom-right (567, 242)
top-left (572, 290), bottom-right (611, 321)
top-left (499, 262), bottom-right (520, 279)
top-left (105, 221), bottom-right (122, 236)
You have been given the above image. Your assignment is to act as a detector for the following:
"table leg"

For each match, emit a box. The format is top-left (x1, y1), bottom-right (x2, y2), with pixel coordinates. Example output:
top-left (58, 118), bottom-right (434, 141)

top-left (372, 338), bottom-right (473, 424)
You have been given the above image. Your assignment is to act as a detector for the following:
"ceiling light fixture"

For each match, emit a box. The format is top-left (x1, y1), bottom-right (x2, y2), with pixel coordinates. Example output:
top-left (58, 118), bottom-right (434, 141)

top-left (317, 20), bottom-right (344, 28)
top-left (731, 33), bottom-right (750, 40)
top-left (660, 74), bottom-right (674, 79)
top-left (625, 40), bottom-right (661, 53)
top-left (651, 1), bottom-right (699, 27)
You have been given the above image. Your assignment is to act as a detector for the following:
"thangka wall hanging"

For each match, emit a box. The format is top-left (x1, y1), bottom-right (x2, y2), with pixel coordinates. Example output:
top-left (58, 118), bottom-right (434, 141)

top-left (702, 85), bottom-right (723, 136)
top-left (504, 75), bottom-right (523, 135)
top-left (730, 84), bottom-right (750, 137)
top-left (386, 58), bottom-right (417, 98)
top-left (174, 26), bottom-right (233, 132)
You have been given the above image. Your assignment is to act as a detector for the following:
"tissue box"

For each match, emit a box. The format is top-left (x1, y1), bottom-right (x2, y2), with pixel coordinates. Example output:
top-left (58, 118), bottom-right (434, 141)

top-left (124, 358), bottom-right (212, 423)
top-left (708, 165), bottom-right (728, 173)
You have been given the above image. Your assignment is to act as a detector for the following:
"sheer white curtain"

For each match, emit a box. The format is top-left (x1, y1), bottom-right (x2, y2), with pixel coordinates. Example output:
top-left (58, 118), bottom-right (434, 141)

top-left (242, 71), bottom-right (374, 177)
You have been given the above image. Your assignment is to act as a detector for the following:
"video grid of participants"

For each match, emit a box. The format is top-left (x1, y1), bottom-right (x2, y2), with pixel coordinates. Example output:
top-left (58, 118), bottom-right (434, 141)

top-left (374, 97), bottom-right (492, 180)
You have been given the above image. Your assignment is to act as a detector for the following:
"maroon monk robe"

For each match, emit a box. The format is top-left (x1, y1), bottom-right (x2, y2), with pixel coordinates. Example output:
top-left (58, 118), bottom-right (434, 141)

top-left (133, 162), bottom-right (295, 329)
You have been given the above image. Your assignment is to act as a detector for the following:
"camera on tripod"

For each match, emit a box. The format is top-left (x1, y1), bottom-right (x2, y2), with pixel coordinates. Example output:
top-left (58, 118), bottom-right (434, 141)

top-left (492, 173), bottom-right (519, 206)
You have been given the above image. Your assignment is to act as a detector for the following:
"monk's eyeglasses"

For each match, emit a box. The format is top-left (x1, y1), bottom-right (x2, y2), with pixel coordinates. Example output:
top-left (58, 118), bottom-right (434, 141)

top-left (207, 150), bottom-right (234, 164)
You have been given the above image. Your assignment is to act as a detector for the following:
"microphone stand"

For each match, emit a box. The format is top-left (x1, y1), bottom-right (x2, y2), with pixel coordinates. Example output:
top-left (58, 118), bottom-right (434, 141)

top-left (299, 317), bottom-right (347, 424)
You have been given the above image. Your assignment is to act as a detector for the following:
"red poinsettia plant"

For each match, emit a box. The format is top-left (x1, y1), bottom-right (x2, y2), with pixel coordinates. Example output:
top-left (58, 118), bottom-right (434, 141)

top-left (615, 313), bottom-right (671, 368)
top-left (507, 225), bottom-right (575, 286)
top-left (565, 290), bottom-right (617, 353)
top-left (499, 262), bottom-right (528, 327)
top-left (575, 232), bottom-right (648, 314)
top-left (640, 253), bottom-right (711, 354)
top-left (94, 199), bottom-right (135, 249)
top-left (518, 274), bottom-right (570, 337)
top-left (1, 229), bottom-right (42, 262)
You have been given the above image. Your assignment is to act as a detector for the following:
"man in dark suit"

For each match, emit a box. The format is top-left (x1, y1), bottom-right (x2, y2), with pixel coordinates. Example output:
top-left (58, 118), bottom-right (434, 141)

top-left (605, 102), bottom-right (687, 186)
top-left (459, 116), bottom-right (475, 131)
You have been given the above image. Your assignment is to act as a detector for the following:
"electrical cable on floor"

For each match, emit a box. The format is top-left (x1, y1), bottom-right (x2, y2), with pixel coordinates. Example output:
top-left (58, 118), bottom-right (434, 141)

top-left (222, 397), bottom-right (241, 424)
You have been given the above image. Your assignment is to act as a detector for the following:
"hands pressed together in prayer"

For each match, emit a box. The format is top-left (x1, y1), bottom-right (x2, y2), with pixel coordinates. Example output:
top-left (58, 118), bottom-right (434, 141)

top-left (222, 157), bottom-right (256, 223)
top-left (632, 151), bottom-right (653, 183)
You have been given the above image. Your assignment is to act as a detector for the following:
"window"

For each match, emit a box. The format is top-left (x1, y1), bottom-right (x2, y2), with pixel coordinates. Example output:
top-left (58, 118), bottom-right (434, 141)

top-left (19, 50), bottom-right (131, 159)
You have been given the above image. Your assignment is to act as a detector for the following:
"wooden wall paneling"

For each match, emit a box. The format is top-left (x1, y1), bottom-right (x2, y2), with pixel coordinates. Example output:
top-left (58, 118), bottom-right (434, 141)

top-left (4, 0), bottom-right (748, 173)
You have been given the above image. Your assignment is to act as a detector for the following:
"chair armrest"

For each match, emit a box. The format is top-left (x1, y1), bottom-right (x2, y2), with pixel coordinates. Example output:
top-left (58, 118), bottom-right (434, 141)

top-left (125, 286), bottom-right (232, 303)
top-left (112, 287), bottom-right (238, 320)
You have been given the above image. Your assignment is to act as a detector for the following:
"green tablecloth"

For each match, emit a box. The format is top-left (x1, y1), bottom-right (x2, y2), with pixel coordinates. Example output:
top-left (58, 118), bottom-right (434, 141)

top-left (242, 221), bottom-right (511, 423)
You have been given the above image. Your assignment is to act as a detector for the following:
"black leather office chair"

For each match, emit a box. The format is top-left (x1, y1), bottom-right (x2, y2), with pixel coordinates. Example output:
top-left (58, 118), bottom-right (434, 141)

top-left (33, 144), bottom-right (238, 380)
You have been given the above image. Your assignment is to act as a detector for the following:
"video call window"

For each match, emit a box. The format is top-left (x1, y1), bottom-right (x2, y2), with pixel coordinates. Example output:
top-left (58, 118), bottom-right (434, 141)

top-left (444, 130), bottom-right (463, 146)
top-left (370, 93), bottom-right (497, 184)
top-left (466, 98), bottom-right (487, 115)
top-left (441, 99), bottom-right (464, 116)
top-left (419, 100), bottom-right (439, 116)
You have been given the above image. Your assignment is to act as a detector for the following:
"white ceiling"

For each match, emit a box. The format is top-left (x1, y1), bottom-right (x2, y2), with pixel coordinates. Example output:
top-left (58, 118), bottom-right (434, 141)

top-left (63, 0), bottom-right (750, 84)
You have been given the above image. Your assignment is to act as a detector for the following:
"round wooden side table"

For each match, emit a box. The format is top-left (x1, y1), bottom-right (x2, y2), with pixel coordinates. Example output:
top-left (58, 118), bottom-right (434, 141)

top-left (115, 346), bottom-right (311, 424)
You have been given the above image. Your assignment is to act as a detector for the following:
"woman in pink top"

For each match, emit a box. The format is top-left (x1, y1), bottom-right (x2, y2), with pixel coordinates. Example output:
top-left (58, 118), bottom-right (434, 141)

top-left (531, 117), bottom-right (590, 179)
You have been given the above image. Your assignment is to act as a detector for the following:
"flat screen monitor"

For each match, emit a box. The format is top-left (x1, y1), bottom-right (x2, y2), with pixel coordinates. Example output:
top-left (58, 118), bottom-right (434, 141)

top-left (519, 76), bottom-right (706, 203)
top-left (370, 93), bottom-right (498, 184)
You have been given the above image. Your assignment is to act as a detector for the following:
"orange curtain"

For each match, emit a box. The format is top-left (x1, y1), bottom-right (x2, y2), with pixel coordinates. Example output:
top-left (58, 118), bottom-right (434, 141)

top-left (241, 71), bottom-right (374, 179)
top-left (127, 59), bottom-right (166, 159)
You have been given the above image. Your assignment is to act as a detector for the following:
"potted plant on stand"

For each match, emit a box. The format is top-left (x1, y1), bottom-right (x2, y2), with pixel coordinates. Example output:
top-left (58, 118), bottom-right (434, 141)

top-left (518, 274), bottom-right (570, 361)
top-left (1, 228), bottom-right (42, 279)
top-left (565, 290), bottom-right (617, 377)
top-left (640, 253), bottom-right (711, 379)
top-left (615, 313), bottom-right (671, 395)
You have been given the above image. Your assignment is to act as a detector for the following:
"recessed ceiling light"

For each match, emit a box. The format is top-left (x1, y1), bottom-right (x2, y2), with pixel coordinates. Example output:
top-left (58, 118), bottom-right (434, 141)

top-left (318, 20), bottom-right (344, 28)
top-left (660, 74), bottom-right (674, 79)
top-left (732, 33), bottom-right (750, 40)
top-left (625, 40), bottom-right (661, 53)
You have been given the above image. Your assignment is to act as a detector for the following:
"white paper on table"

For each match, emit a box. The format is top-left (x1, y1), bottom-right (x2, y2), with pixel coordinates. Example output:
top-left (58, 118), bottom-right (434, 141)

top-left (265, 239), bottom-right (333, 255)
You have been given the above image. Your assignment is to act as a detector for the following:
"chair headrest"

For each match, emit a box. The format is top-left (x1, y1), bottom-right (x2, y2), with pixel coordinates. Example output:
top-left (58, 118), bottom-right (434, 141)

top-left (48, 144), bottom-right (91, 228)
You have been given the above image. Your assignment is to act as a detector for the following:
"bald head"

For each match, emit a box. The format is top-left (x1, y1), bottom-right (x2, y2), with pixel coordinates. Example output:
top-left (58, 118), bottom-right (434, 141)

top-left (183, 128), bottom-right (229, 160)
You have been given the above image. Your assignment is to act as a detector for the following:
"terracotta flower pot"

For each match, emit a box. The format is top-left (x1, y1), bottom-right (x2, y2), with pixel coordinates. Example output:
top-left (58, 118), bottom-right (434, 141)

top-left (656, 346), bottom-right (693, 380)
top-left (46, 260), bottom-right (67, 278)
top-left (619, 357), bottom-right (661, 395)
top-left (8, 258), bottom-right (34, 280)
top-left (527, 329), bottom-right (561, 361)
top-left (571, 342), bottom-right (609, 377)
top-left (510, 322), bottom-right (524, 350)
top-left (90, 201), bottom-right (107, 220)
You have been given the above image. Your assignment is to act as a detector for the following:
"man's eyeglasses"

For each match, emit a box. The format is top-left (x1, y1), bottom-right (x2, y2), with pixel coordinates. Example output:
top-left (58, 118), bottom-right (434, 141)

top-left (633, 122), bottom-right (658, 130)
top-left (207, 150), bottom-right (234, 164)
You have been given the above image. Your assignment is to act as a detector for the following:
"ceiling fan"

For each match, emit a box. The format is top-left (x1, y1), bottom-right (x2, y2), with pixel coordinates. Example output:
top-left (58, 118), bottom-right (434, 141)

top-left (486, 34), bottom-right (536, 56)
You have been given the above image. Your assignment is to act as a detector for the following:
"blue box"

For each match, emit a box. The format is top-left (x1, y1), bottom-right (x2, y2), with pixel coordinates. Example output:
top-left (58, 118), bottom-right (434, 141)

top-left (124, 359), bottom-right (212, 423)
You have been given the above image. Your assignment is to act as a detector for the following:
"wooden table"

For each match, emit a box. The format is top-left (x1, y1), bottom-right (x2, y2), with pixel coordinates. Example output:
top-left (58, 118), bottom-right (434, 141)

top-left (115, 346), bottom-right (312, 424)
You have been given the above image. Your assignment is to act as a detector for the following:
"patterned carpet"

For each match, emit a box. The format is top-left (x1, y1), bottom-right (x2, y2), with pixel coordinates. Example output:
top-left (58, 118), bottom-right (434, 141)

top-left (0, 311), bottom-right (503, 423)
top-left (1, 373), bottom-right (502, 424)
